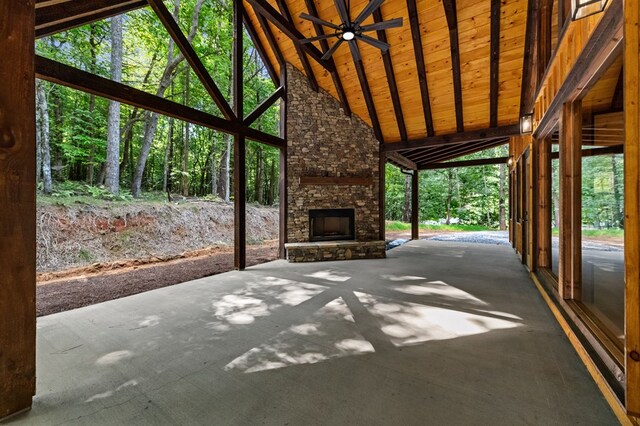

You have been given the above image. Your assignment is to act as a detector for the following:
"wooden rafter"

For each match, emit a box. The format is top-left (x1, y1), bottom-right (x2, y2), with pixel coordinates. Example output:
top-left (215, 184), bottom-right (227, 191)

top-left (303, 0), bottom-right (351, 116)
top-left (442, 0), bottom-right (464, 132)
top-left (243, 7), bottom-right (280, 86)
top-left (410, 138), bottom-right (508, 164)
top-left (520, 0), bottom-right (539, 116)
top-left (373, 9), bottom-right (407, 141)
top-left (348, 41), bottom-right (384, 142)
top-left (36, 0), bottom-right (146, 38)
top-left (383, 124), bottom-right (520, 151)
top-left (386, 151), bottom-right (417, 170)
top-left (406, 0), bottom-right (434, 136)
top-left (275, 0), bottom-right (318, 92)
top-left (246, 0), bottom-right (333, 71)
top-left (255, 10), bottom-right (285, 67)
top-left (490, 0), bottom-right (501, 128)
top-left (244, 86), bottom-right (285, 125)
top-left (148, 0), bottom-right (235, 120)
top-left (420, 156), bottom-right (508, 170)
top-left (34, 55), bottom-right (284, 148)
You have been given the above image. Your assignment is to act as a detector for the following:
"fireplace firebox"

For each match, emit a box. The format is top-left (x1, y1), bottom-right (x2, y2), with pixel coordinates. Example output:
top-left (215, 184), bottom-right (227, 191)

top-left (309, 208), bottom-right (355, 242)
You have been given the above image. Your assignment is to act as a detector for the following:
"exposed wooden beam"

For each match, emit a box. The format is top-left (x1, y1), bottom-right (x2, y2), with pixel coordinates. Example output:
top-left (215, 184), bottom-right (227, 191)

top-left (275, 0), bottom-right (318, 92)
top-left (303, 0), bottom-right (351, 116)
top-left (420, 156), bottom-right (508, 170)
top-left (279, 66), bottom-right (288, 259)
top-left (242, 7), bottom-right (280, 86)
top-left (36, 0), bottom-right (146, 38)
top-left (408, 139), bottom-right (491, 163)
top-left (442, 0), bottom-right (464, 132)
top-left (349, 41), bottom-right (384, 142)
top-left (255, 10), bottom-right (285, 67)
top-left (520, 0), bottom-right (540, 116)
top-left (233, 0), bottom-right (246, 271)
top-left (534, 0), bottom-right (623, 138)
top-left (386, 151), bottom-right (417, 170)
top-left (246, 0), bottom-right (333, 72)
top-left (490, 0), bottom-right (500, 128)
top-left (414, 138), bottom-right (509, 164)
top-left (35, 55), bottom-right (284, 148)
top-left (411, 171), bottom-right (419, 239)
top-left (383, 124), bottom-right (520, 151)
top-left (148, 0), bottom-right (235, 120)
top-left (379, 143), bottom-right (386, 241)
top-left (0, 0), bottom-right (36, 418)
top-left (244, 86), bottom-right (285, 125)
top-left (372, 9), bottom-right (407, 141)
top-left (406, 0), bottom-right (434, 136)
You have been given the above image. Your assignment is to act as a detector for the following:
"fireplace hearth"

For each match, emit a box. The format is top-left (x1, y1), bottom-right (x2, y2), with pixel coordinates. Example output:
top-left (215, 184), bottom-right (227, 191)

top-left (309, 209), bottom-right (355, 242)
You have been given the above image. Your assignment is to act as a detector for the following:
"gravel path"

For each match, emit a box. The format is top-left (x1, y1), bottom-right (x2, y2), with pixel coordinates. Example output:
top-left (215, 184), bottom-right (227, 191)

top-left (428, 230), bottom-right (510, 245)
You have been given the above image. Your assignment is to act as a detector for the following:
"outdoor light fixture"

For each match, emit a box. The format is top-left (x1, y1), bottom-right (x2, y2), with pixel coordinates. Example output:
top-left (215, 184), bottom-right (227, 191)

top-left (571, 0), bottom-right (609, 20)
top-left (507, 156), bottom-right (514, 167)
top-left (342, 30), bottom-right (355, 41)
top-left (520, 114), bottom-right (533, 134)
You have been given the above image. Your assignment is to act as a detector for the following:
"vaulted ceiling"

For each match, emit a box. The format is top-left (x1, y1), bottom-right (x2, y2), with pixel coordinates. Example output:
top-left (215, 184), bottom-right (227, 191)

top-left (35, 0), bottom-right (532, 168)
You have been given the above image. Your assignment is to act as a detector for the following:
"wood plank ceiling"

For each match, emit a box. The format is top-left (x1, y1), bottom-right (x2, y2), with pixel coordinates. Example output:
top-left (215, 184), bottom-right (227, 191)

top-left (35, 0), bottom-right (530, 168)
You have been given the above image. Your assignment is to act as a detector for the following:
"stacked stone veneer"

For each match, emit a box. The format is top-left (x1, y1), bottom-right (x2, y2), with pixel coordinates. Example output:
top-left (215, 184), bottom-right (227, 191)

top-left (285, 64), bottom-right (385, 262)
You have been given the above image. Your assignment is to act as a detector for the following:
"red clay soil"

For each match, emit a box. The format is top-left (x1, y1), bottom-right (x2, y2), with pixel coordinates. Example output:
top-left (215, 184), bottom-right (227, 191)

top-left (36, 243), bottom-right (278, 317)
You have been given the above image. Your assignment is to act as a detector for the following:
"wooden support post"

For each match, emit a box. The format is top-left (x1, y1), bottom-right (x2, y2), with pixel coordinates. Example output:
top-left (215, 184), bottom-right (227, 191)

top-left (0, 0), bottom-right (36, 419)
top-left (279, 66), bottom-right (288, 260)
top-left (537, 136), bottom-right (552, 269)
top-left (411, 171), bottom-right (419, 240)
top-left (558, 101), bottom-right (581, 300)
top-left (624, 0), bottom-right (640, 414)
top-left (233, 0), bottom-right (246, 270)
top-left (379, 144), bottom-right (386, 241)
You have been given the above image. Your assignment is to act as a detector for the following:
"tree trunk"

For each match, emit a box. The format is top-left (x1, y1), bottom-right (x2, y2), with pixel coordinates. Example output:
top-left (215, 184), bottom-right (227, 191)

top-left (181, 66), bottom-right (191, 196)
top-left (446, 169), bottom-right (453, 225)
top-left (255, 145), bottom-right (264, 204)
top-left (498, 163), bottom-right (506, 230)
top-left (221, 133), bottom-right (231, 202)
top-left (36, 80), bottom-right (53, 194)
top-left (612, 154), bottom-right (623, 228)
top-left (211, 140), bottom-right (218, 197)
top-left (131, 0), bottom-right (205, 197)
top-left (105, 14), bottom-right (123, 194)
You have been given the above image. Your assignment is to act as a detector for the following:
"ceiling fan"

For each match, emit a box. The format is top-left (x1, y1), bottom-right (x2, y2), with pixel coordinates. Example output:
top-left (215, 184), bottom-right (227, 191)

top-left (299, 0), bottom-right (403, 61)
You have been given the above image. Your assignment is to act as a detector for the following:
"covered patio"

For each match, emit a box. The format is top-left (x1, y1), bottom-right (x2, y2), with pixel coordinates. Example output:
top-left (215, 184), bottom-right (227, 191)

top-left (10, 241), bottom-right (614, 424)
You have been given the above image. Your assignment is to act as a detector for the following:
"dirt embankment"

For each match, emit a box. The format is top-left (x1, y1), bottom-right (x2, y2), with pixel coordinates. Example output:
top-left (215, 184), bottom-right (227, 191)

top-left (36, 201), bottom-right (279, 275)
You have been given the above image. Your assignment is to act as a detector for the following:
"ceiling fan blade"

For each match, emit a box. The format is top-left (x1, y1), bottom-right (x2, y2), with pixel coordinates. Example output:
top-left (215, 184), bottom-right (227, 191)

top-left (353, 0), bottom-right (384, 24)
top-left (348, 39), bottom-right (361, 62)
top-left (299, 13), bottom-right (341, 30)
top-left (301, 33), bottom-right (337, 44)
top-left (360, 17), bottom-right (403, 32)
top-left (333, 0), bottom-right (351, 25)
top-left (357, 34), bottom-right (390, 51)
top-left (322, 39), bottom-right (344, 60)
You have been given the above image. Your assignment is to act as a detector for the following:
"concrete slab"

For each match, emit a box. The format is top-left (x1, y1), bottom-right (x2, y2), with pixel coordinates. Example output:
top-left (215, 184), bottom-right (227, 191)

top-left (7, 240), bottom-right (617, 425)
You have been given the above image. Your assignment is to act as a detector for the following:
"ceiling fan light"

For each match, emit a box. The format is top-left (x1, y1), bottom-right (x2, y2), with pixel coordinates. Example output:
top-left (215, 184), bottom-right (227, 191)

top-left (342, 31), bottom-right (355, 41)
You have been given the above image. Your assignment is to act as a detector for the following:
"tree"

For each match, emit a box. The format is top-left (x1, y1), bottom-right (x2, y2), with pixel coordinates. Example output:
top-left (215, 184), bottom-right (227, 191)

top-left (105, 14), bottom-right (123, 194)
top-left (35, 80), bottom-right (53, 194)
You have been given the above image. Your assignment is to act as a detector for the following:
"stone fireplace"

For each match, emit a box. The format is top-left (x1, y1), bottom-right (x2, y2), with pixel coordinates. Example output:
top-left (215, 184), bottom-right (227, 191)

top-left (283, 65), bottom-right (386, 262)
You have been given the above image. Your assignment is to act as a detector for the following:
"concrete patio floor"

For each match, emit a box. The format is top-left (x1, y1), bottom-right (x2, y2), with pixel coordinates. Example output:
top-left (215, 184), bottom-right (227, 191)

top-left (9, 240), bottom-right (616, 425)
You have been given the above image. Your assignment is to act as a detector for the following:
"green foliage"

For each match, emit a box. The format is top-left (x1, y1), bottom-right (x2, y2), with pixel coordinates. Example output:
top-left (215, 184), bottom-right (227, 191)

top-left (49, 181), bottom-right (133, 201)
top-left (385, 221), bottom-right (492, 232)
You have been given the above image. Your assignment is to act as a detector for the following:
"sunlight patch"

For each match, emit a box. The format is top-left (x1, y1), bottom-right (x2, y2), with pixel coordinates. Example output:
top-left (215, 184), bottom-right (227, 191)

top-left (224, 297), bottom-right (372, 373)
top-left (354, 292), bottom-right (519, 347)
top-left (96, 350), bottom-right (134, 366)
top-left (382, 275), bottom-right (426, 282)
top-left (304, 270), bottom-right (351, 282)
top-left (392, 281), bottom-right (488, 306)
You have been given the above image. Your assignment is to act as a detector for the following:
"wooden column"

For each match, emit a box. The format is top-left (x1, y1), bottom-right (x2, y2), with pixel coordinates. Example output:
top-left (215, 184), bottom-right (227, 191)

top-left (233, 0), bottom-right (245, 270)
top-left (379, 145), bottom-right (386, 241)
top-left (279, 66), bottom-right (288, 260)
top-left (624, 0), bottom-right (640, 414)
top-left (411, 171), bottom-right (419, 240)
top-left (537, 136), bottom-right (552, 269)
top-left (0, 0), bottom-right (36, 419)
top-left (558, 101), bottom-right (581, 300)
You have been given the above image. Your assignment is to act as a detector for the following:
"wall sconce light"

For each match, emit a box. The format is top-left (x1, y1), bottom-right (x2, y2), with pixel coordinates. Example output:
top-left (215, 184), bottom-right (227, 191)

top-left (520, 114), bottom-right (533, 134)
top-left (507, 156), bottom-right (514, 167)
top-left (571, 0), bottom-right (609, 21)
